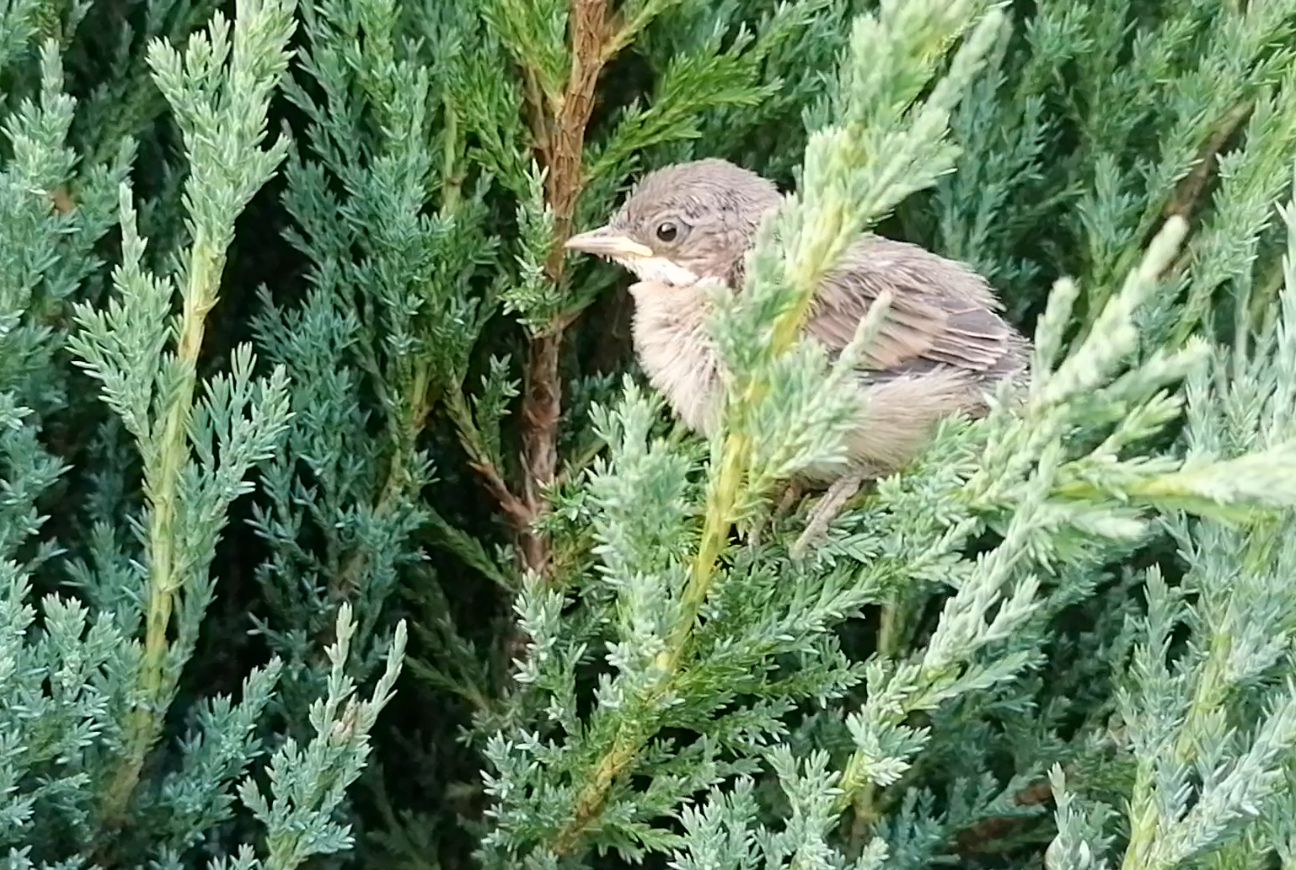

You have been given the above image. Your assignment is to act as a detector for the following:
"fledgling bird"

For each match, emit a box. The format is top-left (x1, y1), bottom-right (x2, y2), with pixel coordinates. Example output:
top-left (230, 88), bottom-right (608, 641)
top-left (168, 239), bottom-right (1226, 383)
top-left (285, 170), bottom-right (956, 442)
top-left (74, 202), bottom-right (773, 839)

top-left (565, 158), bottom-right (1029, 554)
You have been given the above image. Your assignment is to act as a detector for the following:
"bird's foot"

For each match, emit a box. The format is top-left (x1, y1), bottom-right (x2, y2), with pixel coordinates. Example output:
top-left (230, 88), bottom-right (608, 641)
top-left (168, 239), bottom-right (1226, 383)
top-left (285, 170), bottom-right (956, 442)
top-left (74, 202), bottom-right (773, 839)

top-left (747, 480), bottom-right (805, 550)
top-left (773, 480), bottom-right (805, 526)
top-left (790, 471), bottom-right (868, 560)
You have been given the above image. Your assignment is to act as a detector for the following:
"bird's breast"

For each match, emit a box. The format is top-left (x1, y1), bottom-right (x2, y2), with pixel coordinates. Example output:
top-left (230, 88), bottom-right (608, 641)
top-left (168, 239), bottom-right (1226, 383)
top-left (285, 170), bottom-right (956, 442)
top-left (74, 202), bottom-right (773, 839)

top-left (628, 282), bottom-right (723, 436)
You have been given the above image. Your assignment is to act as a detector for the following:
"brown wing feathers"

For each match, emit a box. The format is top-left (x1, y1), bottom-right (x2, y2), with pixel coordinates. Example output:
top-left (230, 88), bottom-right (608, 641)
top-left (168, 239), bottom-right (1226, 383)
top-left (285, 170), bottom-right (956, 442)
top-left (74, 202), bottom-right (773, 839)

top-left (730, 234), bottom-right (1024, 381)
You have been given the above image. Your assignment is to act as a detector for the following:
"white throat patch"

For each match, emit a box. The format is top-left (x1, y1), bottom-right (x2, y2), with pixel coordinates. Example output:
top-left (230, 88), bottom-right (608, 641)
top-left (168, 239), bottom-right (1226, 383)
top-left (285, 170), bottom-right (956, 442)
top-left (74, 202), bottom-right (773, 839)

top-left (615, 256), bottom-right (701, 287)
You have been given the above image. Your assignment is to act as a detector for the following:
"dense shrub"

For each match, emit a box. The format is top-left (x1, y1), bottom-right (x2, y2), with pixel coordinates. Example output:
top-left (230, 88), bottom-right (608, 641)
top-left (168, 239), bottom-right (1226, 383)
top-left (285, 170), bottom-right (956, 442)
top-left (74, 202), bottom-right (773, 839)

top-left (3, 0), bottom-right (1296, 868)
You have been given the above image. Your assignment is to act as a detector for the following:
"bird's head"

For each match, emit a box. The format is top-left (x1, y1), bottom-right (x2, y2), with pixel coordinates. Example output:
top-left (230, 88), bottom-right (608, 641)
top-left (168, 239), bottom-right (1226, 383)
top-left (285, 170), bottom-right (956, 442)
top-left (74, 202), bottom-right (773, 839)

top-left (564, 158), bottom-right (781, 288)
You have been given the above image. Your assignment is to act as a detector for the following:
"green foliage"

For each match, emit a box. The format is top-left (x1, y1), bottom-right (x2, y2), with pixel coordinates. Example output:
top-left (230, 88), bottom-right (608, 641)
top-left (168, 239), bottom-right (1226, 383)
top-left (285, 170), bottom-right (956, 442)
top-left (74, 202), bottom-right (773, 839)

top-left (0, 0), bottom-right (404, 865)
top-left (474, 2), bottom-right (1296, 866)
top-left (3, 0), bottom-right (1296, 868)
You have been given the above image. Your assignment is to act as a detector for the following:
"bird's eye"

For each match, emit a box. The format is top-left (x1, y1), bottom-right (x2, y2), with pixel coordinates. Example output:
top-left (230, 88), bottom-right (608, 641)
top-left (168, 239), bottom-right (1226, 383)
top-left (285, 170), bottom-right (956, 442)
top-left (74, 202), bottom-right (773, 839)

top-left (655, 221), bottom-right (679, 243)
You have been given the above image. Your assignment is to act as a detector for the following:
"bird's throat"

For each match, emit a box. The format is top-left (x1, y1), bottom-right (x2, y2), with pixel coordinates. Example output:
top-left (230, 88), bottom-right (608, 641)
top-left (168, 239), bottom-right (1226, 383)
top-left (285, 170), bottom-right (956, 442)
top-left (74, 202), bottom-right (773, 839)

top-left (616, 255), bottom-right (701, 287)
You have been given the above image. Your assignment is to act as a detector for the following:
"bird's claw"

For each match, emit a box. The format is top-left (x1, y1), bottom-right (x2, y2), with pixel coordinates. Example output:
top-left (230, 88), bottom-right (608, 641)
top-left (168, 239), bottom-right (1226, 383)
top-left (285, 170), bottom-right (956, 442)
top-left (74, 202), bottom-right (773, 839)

top-left (746, 480), bottom-right (805, 550)
top-left (774, 480), bottom-right (804, 523)
top-left (790, 471), bottom-right (868, 559)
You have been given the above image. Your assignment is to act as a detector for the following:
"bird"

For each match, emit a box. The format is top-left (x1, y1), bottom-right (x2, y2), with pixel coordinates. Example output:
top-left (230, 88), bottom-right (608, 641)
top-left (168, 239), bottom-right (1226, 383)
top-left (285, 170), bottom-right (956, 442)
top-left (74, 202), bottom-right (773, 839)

top-left (564, 158), bottom-right (1030, 555)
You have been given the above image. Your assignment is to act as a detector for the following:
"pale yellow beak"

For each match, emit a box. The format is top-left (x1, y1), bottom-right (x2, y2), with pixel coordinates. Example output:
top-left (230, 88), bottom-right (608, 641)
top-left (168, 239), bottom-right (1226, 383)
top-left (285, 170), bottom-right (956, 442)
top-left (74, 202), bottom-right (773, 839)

top-left (564, 226), bottom-right (654, 259)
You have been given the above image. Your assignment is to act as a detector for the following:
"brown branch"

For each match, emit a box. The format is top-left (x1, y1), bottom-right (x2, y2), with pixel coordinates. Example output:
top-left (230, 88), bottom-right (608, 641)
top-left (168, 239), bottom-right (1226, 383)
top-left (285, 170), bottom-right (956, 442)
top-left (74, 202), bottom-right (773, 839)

top-left (1156, 99), bottom-right (1256, 345)
top-left (521, 69), bottom-right (553, 159)
top-left (1160, 99), bottom-right (1254, 285)
top-left (1163, 99), bottom-right (1254, 224)
top-left (952, 773), bottom-right (1059, 854)
top-left (1090, 98), bottom-right (1253, 318)
top-left (51, 185), bottom-right (75, 214)
top-left (477, 4), bottom-right (644, 846)
top-left (512, 0), bottom-right (619, 578)
top-left (468, 454), bottom-right (532, 529)
top-left (444, 383), bottom-right (533, 534)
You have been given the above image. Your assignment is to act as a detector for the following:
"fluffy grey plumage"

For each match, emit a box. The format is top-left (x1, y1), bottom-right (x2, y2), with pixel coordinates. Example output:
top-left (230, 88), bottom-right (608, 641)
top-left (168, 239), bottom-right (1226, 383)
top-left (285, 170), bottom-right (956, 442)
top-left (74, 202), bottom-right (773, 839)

top-left (566, 158), bottom-right (1030, 551)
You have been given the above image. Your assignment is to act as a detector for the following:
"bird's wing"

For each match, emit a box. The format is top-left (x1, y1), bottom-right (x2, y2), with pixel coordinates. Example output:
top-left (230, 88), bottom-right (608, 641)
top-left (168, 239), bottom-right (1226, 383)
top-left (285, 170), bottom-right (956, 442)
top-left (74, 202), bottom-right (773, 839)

top-left (802, 234), bottom-right (1022, 378)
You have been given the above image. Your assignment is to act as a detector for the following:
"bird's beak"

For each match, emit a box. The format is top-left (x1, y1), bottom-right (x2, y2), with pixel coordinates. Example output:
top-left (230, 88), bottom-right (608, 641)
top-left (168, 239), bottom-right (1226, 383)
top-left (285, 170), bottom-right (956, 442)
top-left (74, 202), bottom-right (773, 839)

top-left (564, 225), bottom-right (654, 259)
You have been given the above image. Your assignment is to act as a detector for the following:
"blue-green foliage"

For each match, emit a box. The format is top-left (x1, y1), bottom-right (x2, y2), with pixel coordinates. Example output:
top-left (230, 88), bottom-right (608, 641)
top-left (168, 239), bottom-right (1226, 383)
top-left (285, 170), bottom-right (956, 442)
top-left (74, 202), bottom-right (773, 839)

top-left (4, 0), bottom-right (1296, 868)
top-left (0, 0), bottom-right (404, 867)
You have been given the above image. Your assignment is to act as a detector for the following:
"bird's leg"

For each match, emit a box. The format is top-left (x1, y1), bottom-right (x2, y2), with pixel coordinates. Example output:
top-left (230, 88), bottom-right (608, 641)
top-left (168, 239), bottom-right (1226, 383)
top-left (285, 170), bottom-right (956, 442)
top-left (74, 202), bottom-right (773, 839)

top-left (772, 479), bottom-right (805, 526)
top-left (790, 470), bottom-right (869, 559)
top-left (747, 479), bottom-right (805, 550)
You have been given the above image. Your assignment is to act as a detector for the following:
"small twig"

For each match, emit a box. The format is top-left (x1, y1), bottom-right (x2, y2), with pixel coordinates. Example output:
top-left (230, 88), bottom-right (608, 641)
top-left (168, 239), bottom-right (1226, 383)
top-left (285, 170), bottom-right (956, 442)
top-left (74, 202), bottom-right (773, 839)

top-left (330, 362), bottom-right (434, 602)
top-left (468, 455), bottom-right (533, 528)
top-left (952, 773), bottom-right (1061, 853)
top-left (446, 385), bottom-right (532, 530)
top-left (1159, 100), bottom-right (1256, 324)
top-left (1159, 98), bottom-right (1254, 287)
top-left (843, 599), bottom-right (905, 857)
top-left (1085, 98), bottom-right (1254, 338)
top-left (554, 436), bottom-right (607, 487)
top-left (552, 732), bottom-right (644, 854)
top-left (1163, 99), bottom-right (1254, 224)
top-left (520, 69), bottom-right (553, 160)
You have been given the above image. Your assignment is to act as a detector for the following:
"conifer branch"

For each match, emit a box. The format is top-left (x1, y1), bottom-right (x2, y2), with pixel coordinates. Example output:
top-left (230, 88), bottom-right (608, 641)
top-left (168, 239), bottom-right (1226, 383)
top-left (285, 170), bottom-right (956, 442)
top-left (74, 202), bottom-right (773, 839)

top-left (328, 294), bottom-right (437, 606)
top-left (1163, 99), bottom-right (1254, 224)
top-left (513, 0), bottom-right (615, 576)
top-left (844, 600), bottom-right (905, 855)
top-left (326, 389), bottom-right (432, 604)
top-left (547, 393), bottom-right (760, 854)
top-left (96, 224), bottom-right (220, 833)
top-left (324, 55), bottom-right (468, 612)
top-left (84, 0), bottom-right (297, 842)
top-left (953, 777), bottom-right (1057, 853)
top-left (449, 383), bottom-right (532, 527)
top-left (15, 0), bottom-right (1296, 864)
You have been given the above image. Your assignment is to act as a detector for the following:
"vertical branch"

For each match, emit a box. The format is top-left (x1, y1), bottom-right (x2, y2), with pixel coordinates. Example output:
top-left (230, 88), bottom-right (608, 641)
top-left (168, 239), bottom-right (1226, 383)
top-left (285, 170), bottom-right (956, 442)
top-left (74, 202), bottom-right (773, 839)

top-left (328, 78), bottom-right (463, 608)
top-left (514, 0), bottom-right (617, 577)
top-left (81, 0), bottom-right (298, 841)
top-left (96, 234), bottom-right (219, 838)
